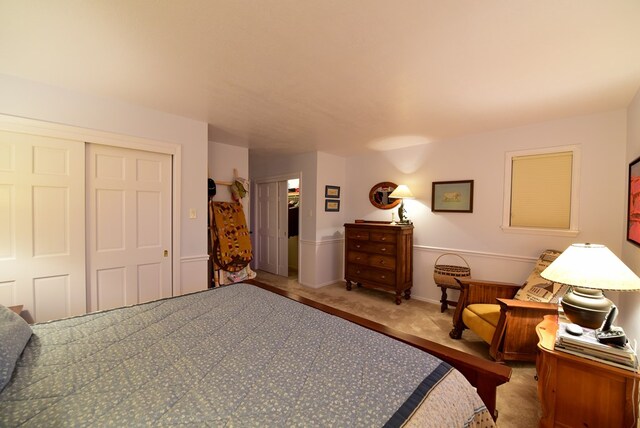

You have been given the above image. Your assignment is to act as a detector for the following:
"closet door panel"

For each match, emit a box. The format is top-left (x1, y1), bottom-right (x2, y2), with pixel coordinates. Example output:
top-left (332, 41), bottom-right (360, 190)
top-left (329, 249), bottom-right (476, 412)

top-left (0, 130), bottom-right (86, 322)
top-left (257, 182), bottom-right (278, 274)
top-left (87, 144), bottom-right (172, 311)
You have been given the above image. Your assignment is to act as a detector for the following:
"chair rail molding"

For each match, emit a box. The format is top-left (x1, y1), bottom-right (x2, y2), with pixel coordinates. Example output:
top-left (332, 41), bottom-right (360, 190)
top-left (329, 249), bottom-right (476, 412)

top-left (414, 245), bottom-right (538, 263)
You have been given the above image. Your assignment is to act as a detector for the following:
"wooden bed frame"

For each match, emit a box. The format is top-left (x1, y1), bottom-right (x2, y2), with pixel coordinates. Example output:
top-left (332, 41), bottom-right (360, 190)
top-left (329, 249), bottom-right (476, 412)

top-left (246, 279), bottom-right (512, 420)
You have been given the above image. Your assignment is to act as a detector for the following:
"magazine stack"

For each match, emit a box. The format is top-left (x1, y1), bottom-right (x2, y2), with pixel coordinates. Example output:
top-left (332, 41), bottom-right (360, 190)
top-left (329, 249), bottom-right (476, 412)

top-left (555, 322), bottom-right (638, 372)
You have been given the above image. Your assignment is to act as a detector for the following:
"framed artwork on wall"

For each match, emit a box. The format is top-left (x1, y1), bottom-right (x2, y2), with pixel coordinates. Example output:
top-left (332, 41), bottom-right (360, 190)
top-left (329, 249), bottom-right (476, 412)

top-left (325, 185), bottom-right (340, 198)
top-left (325, 199), bottom-right (340, 212)
top-left (628, 156), bottom-right (640, 246)
top-left (368, 181), bottom-right (401, 210)
top-left (432, 180), bottom-right (474, 213)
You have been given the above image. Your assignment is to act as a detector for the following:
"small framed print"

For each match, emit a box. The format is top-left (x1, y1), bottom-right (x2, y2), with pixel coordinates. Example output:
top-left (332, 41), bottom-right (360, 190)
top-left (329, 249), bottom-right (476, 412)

top-left (325, 185), bottom-right (340, 198)
top-left (628, 156), bottom-right (640, 246)
top-left (325, 199), bottom-right (340, 212)
top-left (432, 180), bottom-right (474, 213)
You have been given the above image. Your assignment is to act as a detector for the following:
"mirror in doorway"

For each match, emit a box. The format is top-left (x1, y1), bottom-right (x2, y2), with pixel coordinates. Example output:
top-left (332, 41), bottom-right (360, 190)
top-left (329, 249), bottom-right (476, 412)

top-left (369, 182), bottom-right (401, 210)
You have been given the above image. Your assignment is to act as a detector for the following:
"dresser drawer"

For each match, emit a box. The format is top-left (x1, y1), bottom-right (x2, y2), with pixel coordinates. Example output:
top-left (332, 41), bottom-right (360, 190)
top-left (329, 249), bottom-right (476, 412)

top-left (347, 251), bottom-right (396, 270)
top-left (346, 229), bottom-right (370, 241)
top-left (346, 264), bottom-right (395, 286)
top-left (348, 240), bottom-right (396, 255)
top-left (368, 254), bottom-right (396, 270)
top-left (370, 231), bottom-right (396, 243)
top-left (347, 251), bottom-right (369, 265)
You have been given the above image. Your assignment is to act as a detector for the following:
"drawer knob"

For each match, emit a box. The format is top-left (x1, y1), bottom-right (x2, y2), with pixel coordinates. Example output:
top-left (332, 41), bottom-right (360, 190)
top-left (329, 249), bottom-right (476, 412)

top-left (379, 259), bottom-right (385, 265)
top-left (381, 248), bottom-right (386, 252)
top-left (356, 270), bottom-right (361, 274)
top-left (356, 244), bottom-right (361, 248)
top-left (381, 237), bottom-right (386, 241)
top-left (356, 257), bottom-right (361, 261)
top-left (380, 275), bottom-right (386, 279)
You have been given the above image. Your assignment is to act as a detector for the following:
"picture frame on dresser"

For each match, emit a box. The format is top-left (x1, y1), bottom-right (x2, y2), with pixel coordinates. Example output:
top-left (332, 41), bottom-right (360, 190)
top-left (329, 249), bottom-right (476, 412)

top-left (432, 180), bottom-right (474, 213)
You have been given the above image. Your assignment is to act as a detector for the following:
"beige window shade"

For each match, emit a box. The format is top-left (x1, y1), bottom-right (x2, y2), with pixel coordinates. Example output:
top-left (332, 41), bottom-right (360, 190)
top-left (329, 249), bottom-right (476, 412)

top-left (510, 151), bottom-right (572, 229)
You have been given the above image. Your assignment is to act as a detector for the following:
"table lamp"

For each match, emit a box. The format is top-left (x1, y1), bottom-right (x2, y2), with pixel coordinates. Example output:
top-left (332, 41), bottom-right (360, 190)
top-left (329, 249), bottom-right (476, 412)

top-left (540, 243), bottom-right (640, 329)
top-left (388, 184), bottom-right (414, 224)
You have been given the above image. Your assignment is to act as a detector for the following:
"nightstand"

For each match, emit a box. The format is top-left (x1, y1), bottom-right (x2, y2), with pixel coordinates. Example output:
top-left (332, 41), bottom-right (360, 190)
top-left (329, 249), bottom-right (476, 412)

top-left (536, 315), bottom-right (640, 427)
top-left (8, 305), bottom-right (23, 315)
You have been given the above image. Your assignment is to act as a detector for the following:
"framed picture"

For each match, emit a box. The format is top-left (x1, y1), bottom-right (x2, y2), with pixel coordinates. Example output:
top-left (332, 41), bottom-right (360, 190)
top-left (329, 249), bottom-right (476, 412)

top-left (325, 199), bottom-right (340, 212)
top-left (628, 156), bottom-right (640, 246)
top-left (432, 180), bottom-right (474, 213)
top-left (325, 185), bottom-right (340, 198)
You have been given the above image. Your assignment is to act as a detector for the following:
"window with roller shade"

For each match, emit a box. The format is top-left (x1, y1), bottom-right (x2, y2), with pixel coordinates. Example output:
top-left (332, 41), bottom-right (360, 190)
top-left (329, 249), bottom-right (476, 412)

top-left (503, 147), bottom-right (580, 235)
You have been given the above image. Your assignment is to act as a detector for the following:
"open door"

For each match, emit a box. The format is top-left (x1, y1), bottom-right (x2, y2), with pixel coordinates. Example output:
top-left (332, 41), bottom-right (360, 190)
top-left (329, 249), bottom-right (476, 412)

top-left (256, 177), bottom-right (300, 278)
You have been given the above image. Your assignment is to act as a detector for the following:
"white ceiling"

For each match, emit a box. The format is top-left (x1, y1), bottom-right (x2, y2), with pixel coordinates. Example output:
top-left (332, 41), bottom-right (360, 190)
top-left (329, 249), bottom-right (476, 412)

top-left (1, 1), bottom-right (639, 156)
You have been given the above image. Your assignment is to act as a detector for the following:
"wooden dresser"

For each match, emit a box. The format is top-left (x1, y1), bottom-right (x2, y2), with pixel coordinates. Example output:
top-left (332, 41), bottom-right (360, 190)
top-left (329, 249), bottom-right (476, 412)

top-left (536, 315), bottom-right (640, 428)
top-left (344, 222), bottom-right (413, 304)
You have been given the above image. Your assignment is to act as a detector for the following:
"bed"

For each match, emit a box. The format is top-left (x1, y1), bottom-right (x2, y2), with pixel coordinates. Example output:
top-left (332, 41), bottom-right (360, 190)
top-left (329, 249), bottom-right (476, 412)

top-left (0, 281), bottom-right (510, 427)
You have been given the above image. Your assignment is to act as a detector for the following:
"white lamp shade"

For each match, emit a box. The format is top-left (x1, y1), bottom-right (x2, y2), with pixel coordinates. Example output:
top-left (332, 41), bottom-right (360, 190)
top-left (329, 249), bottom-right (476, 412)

top-left (540, 243), bottom-right (640, 291)
top-left (389, 184), bottom-right (414, 199)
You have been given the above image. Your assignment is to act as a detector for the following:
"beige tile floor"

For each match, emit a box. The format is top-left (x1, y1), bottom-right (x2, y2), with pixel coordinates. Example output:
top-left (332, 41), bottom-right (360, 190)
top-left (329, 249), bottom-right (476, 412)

top-left (254, 269), bottom-right (541, 428)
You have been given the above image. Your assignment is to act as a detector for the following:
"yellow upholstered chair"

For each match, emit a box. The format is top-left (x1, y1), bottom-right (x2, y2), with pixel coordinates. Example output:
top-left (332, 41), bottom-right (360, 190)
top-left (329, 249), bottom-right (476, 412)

top-left (449, 250), bottom-right (568, 362)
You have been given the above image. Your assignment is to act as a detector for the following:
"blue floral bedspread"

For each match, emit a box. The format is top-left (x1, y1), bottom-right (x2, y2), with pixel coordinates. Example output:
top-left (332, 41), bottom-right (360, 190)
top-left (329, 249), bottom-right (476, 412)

top-left (0, 284), bottom-right (490, 427)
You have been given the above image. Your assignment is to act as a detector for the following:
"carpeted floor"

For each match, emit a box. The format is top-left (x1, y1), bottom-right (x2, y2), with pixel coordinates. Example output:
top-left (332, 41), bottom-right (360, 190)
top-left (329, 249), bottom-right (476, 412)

top-left (254, 270), bottom-right (541, 428)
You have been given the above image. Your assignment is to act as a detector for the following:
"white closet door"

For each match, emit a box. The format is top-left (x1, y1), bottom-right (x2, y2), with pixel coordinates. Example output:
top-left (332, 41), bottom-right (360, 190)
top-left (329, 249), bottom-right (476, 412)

top-left (86, 144), bottom-right (172, 311)
top-left (257, 181), bottom-right (278, 274)
top-left (0, 131), bottom-right (86, 322)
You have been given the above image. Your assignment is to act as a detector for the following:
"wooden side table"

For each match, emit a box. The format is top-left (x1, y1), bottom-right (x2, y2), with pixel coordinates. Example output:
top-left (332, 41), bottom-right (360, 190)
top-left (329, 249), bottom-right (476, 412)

top-left (436, 282), bottom-right (460, 312)
top-left (536, 315), bottom-right (640, 427)
top-left (8, 305), bottom-right (23, 315)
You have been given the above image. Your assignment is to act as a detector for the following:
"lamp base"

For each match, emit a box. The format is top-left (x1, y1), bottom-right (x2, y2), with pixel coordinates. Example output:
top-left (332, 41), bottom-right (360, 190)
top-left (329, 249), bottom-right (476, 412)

top-left (560, 287), bottom-right (612, 329)
top-left (397, 201), bottom-right (411, 224)
top-left (397, 201), bottom-right (405, 223)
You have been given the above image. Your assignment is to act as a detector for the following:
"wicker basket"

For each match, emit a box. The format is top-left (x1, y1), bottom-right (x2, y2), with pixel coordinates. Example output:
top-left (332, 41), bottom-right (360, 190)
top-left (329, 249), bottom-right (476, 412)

top-left (433, 253), bottom-right (471, 288)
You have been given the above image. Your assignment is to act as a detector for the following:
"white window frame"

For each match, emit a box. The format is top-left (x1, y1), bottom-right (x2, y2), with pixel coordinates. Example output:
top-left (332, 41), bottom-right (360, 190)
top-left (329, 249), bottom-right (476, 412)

top-left (501, 145), bottom-right (580, 237)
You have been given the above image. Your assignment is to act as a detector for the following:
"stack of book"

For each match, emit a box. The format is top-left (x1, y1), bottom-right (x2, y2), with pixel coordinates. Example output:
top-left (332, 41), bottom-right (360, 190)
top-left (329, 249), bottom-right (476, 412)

top-left (555, 322), bottom-right (638, 372)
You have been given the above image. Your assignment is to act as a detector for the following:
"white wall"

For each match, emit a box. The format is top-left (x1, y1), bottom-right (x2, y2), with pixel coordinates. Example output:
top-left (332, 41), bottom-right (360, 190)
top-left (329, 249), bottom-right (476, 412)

top-left (208, 141), bottom-right (250, 215)
top-left (345, 110), bottom-right (628, 304)
top-left (312, 152), bottom-right (347, 286)
top-left (0, 74), bottom-right (209, 294)
top-left (621, 88), bottom-right (640, 345)
top-left (249, 151), bottom-right (347, 287)
top-left (250, 151), bottom-right (317, 285)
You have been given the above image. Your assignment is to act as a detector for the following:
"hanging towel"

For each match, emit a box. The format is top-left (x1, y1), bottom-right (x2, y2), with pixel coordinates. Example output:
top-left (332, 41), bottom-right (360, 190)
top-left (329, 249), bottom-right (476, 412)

top-left (210, 201), bottom-right (253, 272)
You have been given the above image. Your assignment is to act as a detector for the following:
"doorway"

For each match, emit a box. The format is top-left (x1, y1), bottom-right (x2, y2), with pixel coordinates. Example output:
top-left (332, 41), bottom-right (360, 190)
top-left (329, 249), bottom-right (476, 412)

top-left (286, 178), bottom-right (300, 279)
top-left (255, 175), bottom-right (300, 281)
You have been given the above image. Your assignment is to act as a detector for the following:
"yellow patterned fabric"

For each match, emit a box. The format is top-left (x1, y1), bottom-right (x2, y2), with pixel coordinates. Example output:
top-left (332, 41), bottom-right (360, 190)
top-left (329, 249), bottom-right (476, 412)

top-left (462, 304), bottom-right (501, 345)
top-left (210, 201), bottom-right (252, 272)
